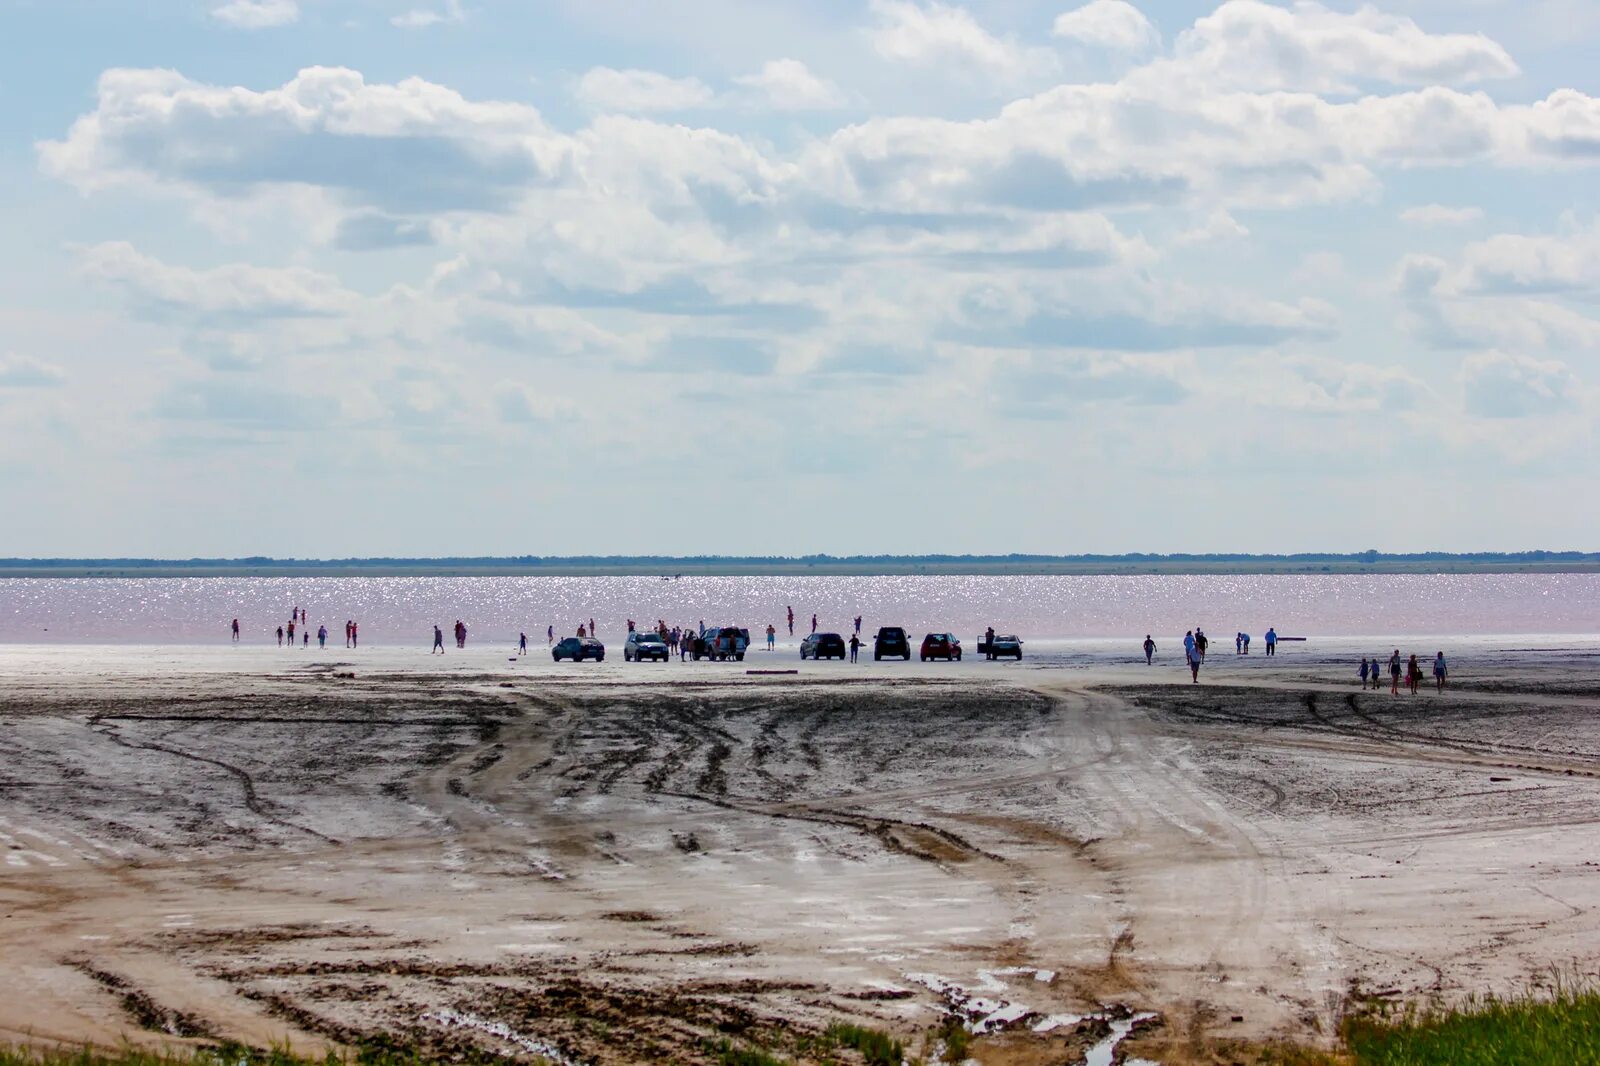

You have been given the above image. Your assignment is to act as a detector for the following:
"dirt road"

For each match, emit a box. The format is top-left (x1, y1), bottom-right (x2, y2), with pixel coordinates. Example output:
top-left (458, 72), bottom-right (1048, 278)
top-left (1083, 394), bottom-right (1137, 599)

top-left (3, 650), bottom-right (1599, 1062)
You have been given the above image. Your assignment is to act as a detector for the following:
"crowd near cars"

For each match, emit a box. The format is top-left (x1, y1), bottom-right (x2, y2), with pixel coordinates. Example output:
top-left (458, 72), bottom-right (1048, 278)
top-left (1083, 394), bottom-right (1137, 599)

top-left (555, 625), bottom-right (1022, 665)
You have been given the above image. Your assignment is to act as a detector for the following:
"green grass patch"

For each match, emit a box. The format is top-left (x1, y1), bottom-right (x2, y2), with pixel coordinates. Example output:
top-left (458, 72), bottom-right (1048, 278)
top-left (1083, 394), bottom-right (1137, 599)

top-left (821, 1024), bottom-right (903, 1066)
top-left (1343, 979), bottom-right (1600, 1066)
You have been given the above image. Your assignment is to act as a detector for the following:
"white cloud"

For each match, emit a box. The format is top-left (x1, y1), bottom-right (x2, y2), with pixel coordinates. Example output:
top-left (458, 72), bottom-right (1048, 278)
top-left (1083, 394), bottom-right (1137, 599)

top-left (867, 0), bottom-right (1058, 84)
top-left (573, 67), bottom-right (715, 113)
top-left (79, 241), bottom-right (358, 318)
top-left (210, 0), bottom-right (299, 29)
top-left (1165, 0), bottom-right (1519, 93)
top-left (391, 0), bottom-right (464, 29)
top-left (494, 382), bottom-right (580, 423)
top-left (1400, 204), bottom-right (1484, 226)
top-left (1453, 224), bottom-right (1600, 294)
top-left (1052, 0), bottom-right (1159, 53)
top-left (734, 59), bottom-right (847, 111)
top-left (1175, 209), bottom-right (1248, 245)
top-left (1460, 351), bottom-right (1579, 417)
top-left (0, 354), bottom-right (66, 388)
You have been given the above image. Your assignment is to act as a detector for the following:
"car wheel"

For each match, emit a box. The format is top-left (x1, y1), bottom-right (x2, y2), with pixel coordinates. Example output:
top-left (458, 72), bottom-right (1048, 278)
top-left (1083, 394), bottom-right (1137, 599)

top-left (736, 653), bottom-right (745, 661)
top-left (874, 652), bottom-right (881, 661)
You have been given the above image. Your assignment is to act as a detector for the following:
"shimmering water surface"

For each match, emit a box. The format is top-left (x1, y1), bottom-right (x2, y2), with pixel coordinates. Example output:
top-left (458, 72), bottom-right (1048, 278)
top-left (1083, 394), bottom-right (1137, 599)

top-left (0, 574), bottom-right (1595, 645)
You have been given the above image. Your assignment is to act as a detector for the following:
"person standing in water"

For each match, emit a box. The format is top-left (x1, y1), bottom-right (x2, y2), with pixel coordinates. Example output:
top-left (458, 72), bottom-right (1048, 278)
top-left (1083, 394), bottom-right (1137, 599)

top-left (848, 633), bottom-right (861, 662)
top-left (231, 618), bottom-right (240, 642)
top-left (1360, 657), bottom-right (1371, 689)
top-left (1389, 649), bottom-right (1402, 694)
top-left (432, 626), bottom-right (445, 654)
top-left (317, 624), bottom-right (327, 648)
top-left (787, 606), bottom-right (794, 636)
top-left (811, 613), bottom-right (818, 635)
top-left (854, 615), bottom-right (862, 636)
top-left (302, 629), bottom-right (309, 648)
top-left (276, 625), bottom-right (284, 646)
top-left (1265, 628), bottom-right (1278, 656)
top-left (1143, 635), bottom-right (1156, 665)
top-left (547, 624), bottom-right (554, 646)
top-left (766, 624), bottom-right (776, 651)
top-left (1434, 651), bottom-right (1448, 691)
top-left (351, 621), bottom-right (358, 648)
top-left (519, 631), bottom-right (528, 655)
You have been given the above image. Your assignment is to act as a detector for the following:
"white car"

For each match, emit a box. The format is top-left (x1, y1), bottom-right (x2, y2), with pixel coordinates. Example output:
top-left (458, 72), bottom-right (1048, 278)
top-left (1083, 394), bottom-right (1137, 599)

top-left (624, 632), bottom-right (670, 661)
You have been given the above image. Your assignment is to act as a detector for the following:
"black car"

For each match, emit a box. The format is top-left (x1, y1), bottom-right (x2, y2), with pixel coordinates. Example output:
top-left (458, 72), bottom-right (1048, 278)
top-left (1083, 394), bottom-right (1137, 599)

top-left (800, 632), bottom-right (847, 660)
top-left (873, 626), bottom-right (911, 661)
top-left (553, 636), bottom-right (605, 662)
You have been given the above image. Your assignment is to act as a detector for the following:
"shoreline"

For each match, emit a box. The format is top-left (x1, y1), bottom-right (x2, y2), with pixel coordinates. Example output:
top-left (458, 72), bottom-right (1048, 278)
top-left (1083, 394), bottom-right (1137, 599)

top-left (4, 648), bottom-right (1599, 1062)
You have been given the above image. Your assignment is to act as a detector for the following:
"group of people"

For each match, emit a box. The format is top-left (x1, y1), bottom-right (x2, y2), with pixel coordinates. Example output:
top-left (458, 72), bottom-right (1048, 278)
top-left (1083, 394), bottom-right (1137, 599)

top-left (1362, 651), bottom-right (1447, 694)
top-left (1152, 625), bottom-right (1282, 682)
top-left (235, 609), bottom-right (359, 649)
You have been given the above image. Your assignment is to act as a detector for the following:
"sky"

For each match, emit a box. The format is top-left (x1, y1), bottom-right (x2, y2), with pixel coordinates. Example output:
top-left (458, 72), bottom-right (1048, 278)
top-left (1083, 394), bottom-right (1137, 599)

top-left (0, 0), bottom-right (1597, 557)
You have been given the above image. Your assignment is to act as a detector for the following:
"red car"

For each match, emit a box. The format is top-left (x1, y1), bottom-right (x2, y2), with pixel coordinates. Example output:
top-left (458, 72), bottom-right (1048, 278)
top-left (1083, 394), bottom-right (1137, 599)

top-left (920, 633), bottom-right (962, 661)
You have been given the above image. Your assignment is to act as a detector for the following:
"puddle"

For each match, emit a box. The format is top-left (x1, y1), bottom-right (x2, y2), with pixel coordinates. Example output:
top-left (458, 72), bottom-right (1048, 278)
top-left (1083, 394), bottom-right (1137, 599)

top-left (1084, 1011), bottom-right (1159, 1066)
top-left (423, 1007), bottom-right (581, 1065)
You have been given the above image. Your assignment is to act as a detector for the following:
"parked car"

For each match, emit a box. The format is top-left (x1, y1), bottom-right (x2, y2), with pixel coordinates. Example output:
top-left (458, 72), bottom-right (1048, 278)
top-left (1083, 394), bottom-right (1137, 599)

top-left (624, 631), bottom-right (669, 662)
top-left (978, 634), bottom-right (1023, 660)
top-left (920, 633), bottom-right (962, 661)
top-left (553, 636), bottom-right (605, 662)
top-left (801, 632), bottom-right (847, 660)
top-left (873, 626), bottom-right (911, 660)
top-left (694, 626), bottom-right (749, 661)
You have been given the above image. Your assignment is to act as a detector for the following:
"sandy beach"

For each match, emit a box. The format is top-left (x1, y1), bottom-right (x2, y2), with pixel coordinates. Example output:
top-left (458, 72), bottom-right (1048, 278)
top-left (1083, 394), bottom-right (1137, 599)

top-left (4, 641), bottom-right (1600, 1063)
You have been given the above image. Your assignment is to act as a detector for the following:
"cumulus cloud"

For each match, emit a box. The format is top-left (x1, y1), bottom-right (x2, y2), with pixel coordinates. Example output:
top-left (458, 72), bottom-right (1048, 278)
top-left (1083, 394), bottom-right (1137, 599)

top-left (0, 354), bottom-right (66, 387)
top-left (1165, 0), bottom-right (1518, 93)
top-left (1400, 204), bottom-right (1484, 226)
top-left (734, 59), bottom-right (847, 111)
top-left (1052, 0), bottom-right (1159, 53)
top-left (573, 67), bottom-right (715, 113)
top-left (1005, 352), bottom-right (1191, 415)
top-left (210, 0), bottom-right (298, 29)
top-left (867, 0), bottom-right (1058, 84)
top-left (155, 378), bottom-right (340, 428)
top-left (392, 0), bottom-right (464, 29)
top-left (1460, 351), bottom-right (1579, 418)
top-left (39, 67), bottom-right (559, 213)
top-left (1237, 354), bottom-right (1428, 413)
top-left (1451, 224), bottom-right (1600, 295)
top-left (79, 241), bottom-right (357, 319)
top-left (493, 382), bottom-right (579, 423)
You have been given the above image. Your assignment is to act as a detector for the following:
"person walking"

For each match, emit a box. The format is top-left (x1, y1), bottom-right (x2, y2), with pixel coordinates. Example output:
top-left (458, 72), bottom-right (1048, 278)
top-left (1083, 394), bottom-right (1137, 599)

top-left (1389, 650), bottom-right (1402, 694)
top-left (317, 624), bottom-right (327, 648)
top-left (1407, 654), bottom-right (1422, 695)
top-left (766, 624), bottom-right (776, 651)
top-left (432, 625), bottom-right (445, 654)
top-left (1184, 631), bottom-right (1200, 683)
top-left (1195, 627), bottom-right (1208, 659)
top-left (1143, 635), bottom-right (1156, 665)
top-left (519, 631), bottom-right (528, 655)
top-left (231, 618), bottom-right (240, 642)
top-left (1359, 657), bottom-right (1371, 689)
top-left (1434, 651), bottom-right (1448, 691)
top-left (848, 633), bottom-right (861, 663)
top-left (1265, 628), bottom-right (1278, 656)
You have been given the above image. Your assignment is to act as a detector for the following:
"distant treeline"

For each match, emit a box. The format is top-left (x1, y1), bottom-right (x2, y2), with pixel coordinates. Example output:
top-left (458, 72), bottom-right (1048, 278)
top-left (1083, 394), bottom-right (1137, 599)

top-left (1, 550), bottom-right (1597, 578)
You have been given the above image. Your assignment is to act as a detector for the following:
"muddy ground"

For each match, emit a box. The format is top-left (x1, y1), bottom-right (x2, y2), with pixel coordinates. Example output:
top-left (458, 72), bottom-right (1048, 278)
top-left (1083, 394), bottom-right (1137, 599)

top-left (4, 648), bottom-right (1600, 1063)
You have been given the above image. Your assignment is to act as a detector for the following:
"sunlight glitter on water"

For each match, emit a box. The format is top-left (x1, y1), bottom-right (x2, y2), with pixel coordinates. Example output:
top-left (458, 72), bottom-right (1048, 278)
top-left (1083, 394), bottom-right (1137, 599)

top-left (1, 573), bottom-right (1596, 644)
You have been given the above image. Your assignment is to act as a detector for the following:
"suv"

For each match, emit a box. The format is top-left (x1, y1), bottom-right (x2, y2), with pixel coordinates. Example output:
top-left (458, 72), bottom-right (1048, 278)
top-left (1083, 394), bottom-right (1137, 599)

top-left (694, 626), bottom-right (749, 661)
top-left (873, 626), bottom-right (911, 661)
top-left (920, 633), bottom-right (962, 661)
top-left (624, 631), bottom-right (669, 662)
top-left (801, 632), bottom-right (847, 660)
top-left (553, 636), bottom-right (605, 662)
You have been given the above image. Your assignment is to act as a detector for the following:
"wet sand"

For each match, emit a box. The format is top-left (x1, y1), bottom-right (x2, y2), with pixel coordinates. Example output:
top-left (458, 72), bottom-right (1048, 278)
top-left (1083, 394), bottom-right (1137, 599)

top-left (3, 643), bottom-right (1600, 1063)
